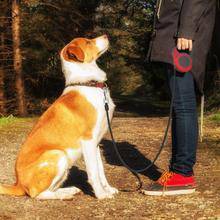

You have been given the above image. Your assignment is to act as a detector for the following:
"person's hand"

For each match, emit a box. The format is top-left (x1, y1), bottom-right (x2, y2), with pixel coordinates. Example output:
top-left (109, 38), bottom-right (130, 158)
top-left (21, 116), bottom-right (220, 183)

top-left (177, 38), bottom-right (193, 51)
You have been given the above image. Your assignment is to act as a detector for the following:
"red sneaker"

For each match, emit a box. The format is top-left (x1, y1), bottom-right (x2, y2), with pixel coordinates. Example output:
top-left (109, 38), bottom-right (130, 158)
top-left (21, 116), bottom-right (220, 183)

top-left (142, 171), bottom-right (196, 196)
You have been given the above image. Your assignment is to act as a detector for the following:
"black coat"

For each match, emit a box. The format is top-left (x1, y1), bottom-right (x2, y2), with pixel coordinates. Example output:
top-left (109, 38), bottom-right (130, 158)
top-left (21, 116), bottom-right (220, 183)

top-left (148, 0), bottom-right (216, 94)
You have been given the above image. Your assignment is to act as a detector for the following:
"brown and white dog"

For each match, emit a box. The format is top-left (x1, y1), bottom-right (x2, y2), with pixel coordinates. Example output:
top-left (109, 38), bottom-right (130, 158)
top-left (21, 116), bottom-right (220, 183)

top-left (0, 35), bottom-right (118, 199)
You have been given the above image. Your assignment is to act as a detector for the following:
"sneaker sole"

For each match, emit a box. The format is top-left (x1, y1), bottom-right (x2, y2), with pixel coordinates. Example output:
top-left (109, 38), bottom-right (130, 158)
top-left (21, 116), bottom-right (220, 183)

top-left (141, 188), bottom-right (195, 196)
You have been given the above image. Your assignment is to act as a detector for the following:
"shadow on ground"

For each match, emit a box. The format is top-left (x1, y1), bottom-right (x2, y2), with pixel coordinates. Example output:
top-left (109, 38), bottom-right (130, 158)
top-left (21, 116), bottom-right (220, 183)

top-left (101, 140), bottom-right (162, 181)
top-left (62, 140), bottom-right (162, 196)
top-left (62, 167), bottom-right (94, 197)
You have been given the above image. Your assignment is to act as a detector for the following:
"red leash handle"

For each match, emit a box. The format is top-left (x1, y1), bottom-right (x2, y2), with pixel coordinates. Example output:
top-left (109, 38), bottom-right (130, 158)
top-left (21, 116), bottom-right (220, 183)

top-left (172, 48), bottom-right (192, 73)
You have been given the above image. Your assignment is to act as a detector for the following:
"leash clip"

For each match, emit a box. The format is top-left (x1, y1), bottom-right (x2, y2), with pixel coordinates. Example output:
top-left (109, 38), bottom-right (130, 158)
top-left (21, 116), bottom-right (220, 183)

top-left (103, 86), bottom-right (109, 111)
top-left (103, 86), bottom-right (109, 104)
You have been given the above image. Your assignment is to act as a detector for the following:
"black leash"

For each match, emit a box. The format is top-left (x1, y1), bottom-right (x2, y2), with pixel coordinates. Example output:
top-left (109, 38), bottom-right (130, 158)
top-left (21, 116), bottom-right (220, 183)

top-left (103, 67), bottom-right (177, 191)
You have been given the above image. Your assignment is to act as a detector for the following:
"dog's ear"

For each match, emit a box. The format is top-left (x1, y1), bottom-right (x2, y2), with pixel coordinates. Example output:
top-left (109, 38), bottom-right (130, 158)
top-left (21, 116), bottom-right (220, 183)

top-left (66, 45), bottom-right (85, 62)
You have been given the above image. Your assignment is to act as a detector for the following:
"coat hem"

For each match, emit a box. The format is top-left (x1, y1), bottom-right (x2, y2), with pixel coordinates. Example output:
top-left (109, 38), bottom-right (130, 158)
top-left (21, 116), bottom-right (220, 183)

top-left (149, 57), bottom-right (204, 95)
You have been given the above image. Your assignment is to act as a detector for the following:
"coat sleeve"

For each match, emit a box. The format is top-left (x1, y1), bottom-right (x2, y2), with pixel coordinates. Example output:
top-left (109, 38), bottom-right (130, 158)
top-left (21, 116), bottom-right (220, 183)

top-left (177, 0), bottom-right (208, 40)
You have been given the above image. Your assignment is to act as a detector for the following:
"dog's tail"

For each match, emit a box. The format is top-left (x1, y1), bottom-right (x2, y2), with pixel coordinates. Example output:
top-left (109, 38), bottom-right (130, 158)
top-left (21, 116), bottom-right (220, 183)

top-left (0, 183), bottom-right (25, 196)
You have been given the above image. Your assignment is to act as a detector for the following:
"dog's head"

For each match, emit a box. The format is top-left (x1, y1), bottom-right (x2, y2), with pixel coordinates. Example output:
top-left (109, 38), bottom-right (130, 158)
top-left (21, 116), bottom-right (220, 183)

top-left (60, 35), bottom-right (109, 84)
top-left (61, 35), bottom-right (109, 63)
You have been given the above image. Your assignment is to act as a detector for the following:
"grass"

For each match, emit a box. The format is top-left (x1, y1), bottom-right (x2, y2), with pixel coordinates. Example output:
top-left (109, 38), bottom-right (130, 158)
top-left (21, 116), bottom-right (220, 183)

top-left (0, 115), bottom-right (21, 127)
top-left (209, 112), bottom-right (220, 123)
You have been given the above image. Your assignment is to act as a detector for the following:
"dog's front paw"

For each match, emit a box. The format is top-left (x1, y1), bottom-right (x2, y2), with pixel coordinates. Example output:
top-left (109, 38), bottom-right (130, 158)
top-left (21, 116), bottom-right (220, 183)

top-left (96, 191), bottom-right (115, 200)
top-left (105, 186), bottom-right (119, 195)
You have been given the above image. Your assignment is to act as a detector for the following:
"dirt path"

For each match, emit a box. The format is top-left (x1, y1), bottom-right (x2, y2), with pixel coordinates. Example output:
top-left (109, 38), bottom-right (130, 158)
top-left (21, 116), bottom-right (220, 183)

top-left (0, 117), bottom-right (219, 219)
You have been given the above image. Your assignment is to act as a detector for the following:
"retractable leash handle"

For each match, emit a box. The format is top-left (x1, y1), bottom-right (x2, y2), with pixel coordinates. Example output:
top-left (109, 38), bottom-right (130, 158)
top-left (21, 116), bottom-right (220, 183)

top-left (172, 48), bottom-right (192, 73)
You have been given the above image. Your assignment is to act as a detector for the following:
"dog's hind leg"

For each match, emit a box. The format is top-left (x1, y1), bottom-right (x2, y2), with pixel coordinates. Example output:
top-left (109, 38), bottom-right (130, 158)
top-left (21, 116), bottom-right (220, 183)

top-left (19, 150), bottom-right (81, 200)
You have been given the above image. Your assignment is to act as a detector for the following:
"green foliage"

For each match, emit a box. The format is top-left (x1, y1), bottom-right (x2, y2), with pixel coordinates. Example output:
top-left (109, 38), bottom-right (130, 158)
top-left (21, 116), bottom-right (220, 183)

top-left (0, 115), bottom-right (20, 126)
top-left (21, 0), bottom-right (98, 99)
top-left (209, 112), bottom-right (220, 123)
top-left (94, 0), bottom-right (158, 96)
top-left (9, 0), bottom-right (218, 113)
top-left (20, 0), bottom-right (161, 99)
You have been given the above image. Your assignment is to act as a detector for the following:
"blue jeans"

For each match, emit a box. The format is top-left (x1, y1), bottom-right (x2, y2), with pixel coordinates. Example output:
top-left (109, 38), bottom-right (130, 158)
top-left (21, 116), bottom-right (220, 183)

top-left (167, 65), bottom-right (198, 176)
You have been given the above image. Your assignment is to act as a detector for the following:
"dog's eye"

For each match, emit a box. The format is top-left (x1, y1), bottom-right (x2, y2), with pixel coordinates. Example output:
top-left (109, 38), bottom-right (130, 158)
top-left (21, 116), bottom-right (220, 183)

top-left (86, 41), bottom-right (91, 45)
top-left (68, 53), bottom-right (77, 59)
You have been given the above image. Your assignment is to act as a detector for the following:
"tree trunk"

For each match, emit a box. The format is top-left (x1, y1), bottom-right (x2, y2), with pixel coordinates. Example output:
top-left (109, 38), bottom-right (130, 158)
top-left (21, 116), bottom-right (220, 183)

top-left (0, 21), bottom-right (6, 115)
top-left (0, 68), bottom-right (5, 116)
top-left (12, 0), bottom-right (26, 116)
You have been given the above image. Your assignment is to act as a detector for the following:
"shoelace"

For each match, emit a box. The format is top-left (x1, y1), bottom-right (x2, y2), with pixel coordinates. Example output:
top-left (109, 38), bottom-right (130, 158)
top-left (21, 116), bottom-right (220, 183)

top-left (157, 171), bottom-right (174, 185)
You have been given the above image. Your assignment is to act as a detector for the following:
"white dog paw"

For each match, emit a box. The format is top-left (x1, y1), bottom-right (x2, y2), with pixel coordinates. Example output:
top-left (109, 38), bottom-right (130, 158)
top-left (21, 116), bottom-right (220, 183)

top-left (105, 186), bottom-right (119, 195)
top-left (96, 192), bottom-right (114, 199)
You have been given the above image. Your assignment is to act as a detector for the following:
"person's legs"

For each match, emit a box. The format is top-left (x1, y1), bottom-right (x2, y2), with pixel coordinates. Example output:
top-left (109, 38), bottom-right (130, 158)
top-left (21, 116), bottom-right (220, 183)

top-left (167, 65), bottom-right (198, 176)
top-left (142, 64), bottom-right (198, 195)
